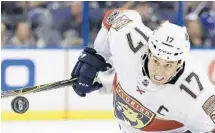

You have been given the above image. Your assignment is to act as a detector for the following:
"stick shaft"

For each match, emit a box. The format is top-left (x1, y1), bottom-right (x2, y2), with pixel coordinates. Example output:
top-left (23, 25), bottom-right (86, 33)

top-left (1, 78), bottom-right (77, 99)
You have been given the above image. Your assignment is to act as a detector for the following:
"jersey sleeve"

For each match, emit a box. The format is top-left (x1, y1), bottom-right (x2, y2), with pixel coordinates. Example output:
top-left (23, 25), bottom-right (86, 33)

top-left (181, 101), bottom-right (215, 133)
top-left (101, 9), bottom-right (142, 31)
top-left (93, 26), bottom-right (111, 61)
top-left (94, 9), bottom-right (124, 60)
top-left (102, 9), bottom-right (115, 31)
top-left (94, 9), bottom-right (144, 61)
top-left (176, 67), bottom-right (215, 132)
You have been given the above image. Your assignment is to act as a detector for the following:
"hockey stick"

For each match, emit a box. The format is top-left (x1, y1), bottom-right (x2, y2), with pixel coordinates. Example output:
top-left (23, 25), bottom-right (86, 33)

top-left (1, 78), bottom-right (77, 99)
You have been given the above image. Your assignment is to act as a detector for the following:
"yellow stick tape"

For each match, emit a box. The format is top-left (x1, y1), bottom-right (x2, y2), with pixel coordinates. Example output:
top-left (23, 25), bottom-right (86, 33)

top-left (1, 110), bottom-right (114, 121)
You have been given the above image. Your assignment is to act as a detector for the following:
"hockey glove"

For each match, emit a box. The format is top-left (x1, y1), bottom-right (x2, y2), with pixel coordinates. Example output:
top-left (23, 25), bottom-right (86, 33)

top-left (71, 47), bottom-right (112, 97)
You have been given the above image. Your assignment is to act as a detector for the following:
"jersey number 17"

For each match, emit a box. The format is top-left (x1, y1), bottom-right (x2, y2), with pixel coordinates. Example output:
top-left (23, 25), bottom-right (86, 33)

top-left (180, 72), bottom-right (204, 99)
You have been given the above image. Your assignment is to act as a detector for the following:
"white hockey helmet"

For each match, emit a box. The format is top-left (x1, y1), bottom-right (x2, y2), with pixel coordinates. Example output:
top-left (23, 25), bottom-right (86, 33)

top-left (148, 21), bottom-right (190, 61)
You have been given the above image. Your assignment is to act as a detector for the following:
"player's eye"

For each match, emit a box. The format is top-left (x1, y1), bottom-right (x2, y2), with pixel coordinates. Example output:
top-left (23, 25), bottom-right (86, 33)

top-left (153, 59), bottom-right (159, 65)
top-left (164, 64), bottom-right (172, 68)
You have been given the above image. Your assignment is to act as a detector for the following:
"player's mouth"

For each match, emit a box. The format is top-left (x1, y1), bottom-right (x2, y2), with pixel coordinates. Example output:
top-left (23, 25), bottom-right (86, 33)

top-left (154, 75), bottom-right (164, 81)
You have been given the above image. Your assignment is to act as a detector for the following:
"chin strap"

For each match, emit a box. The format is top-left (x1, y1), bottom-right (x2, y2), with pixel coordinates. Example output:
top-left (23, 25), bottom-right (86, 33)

top-left (141, 51), bottom-right (149, 76)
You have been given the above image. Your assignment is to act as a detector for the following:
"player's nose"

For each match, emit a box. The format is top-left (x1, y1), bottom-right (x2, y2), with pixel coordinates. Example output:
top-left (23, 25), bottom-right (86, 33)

top-left (155, 66), bottom-right (164, 73)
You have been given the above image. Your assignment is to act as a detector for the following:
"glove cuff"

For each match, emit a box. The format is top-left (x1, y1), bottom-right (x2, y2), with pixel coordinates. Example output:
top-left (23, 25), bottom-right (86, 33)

top-left (79, 47), bottom-right (111, 71)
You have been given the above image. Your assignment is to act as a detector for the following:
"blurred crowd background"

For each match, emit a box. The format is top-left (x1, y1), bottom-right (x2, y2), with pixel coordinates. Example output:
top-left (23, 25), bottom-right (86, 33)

top-left (1, 1), bottom-right (215, 48)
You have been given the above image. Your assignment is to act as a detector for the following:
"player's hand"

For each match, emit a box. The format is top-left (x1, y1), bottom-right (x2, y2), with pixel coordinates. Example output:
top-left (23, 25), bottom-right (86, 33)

top-left (71, 47), bottom-right (112, 97)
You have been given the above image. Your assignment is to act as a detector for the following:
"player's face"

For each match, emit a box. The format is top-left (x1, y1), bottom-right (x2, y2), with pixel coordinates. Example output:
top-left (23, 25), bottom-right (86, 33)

top-left (148, 54), bottom-right (179, 85)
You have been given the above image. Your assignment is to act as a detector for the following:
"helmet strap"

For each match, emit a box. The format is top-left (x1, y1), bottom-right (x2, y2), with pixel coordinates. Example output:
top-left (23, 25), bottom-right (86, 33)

top-left (168, 60), bottom-right (184, 82)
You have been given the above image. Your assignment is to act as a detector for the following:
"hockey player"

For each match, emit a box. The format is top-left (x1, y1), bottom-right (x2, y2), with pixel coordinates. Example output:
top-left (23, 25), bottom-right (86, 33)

top-left (71, 9), bottom-right (215, 133)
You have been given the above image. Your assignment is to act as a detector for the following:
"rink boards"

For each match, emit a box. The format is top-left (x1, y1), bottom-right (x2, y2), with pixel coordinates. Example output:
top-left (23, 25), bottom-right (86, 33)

top-left (1, 49), bottom-right (215, 120)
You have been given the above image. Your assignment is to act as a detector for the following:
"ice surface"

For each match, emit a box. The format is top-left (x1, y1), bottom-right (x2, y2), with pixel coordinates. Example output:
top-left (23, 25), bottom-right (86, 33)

top-left (1, 120), bottom-right (120, 133)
